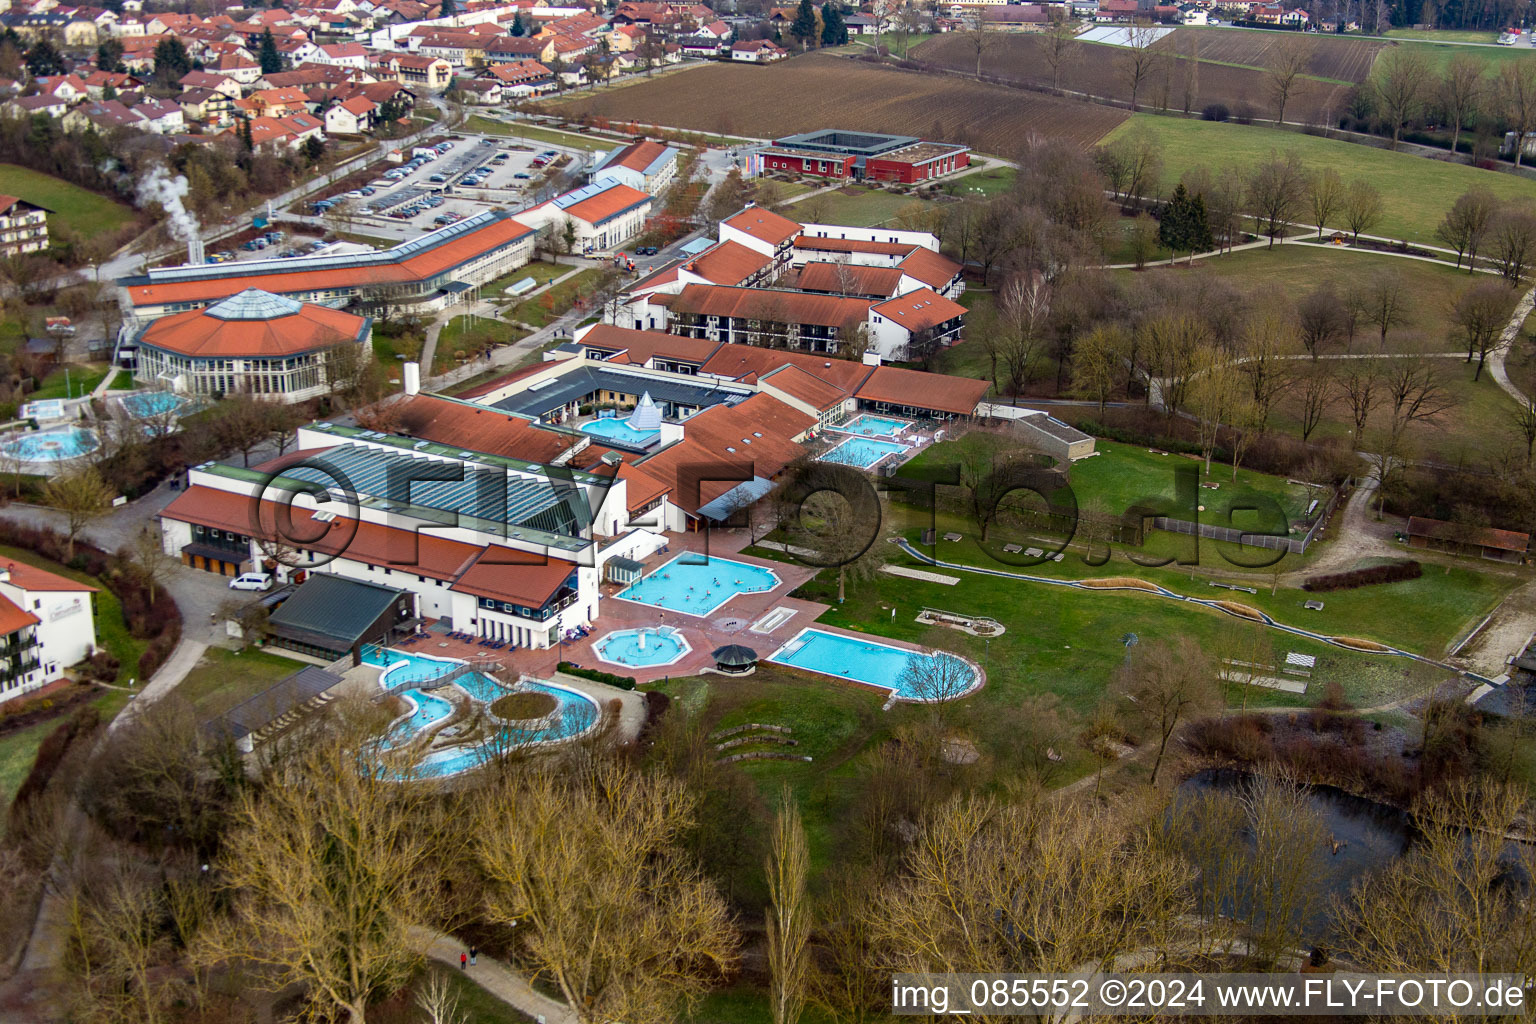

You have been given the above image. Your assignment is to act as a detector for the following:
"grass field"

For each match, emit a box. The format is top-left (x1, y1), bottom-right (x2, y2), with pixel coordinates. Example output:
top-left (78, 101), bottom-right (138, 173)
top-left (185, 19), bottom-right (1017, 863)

top-left (0, 164), bottom-right (136, 238)
top-left (808, 185), bottom-right (924, 227)
top-left (463, 116), bottom-right (614, 152)
top-left (1384, 28), bottom-right (1500, 43)
top-left (433, 315), bottom-right (526, 374)
top-left (1387, 37), bottom-right (1536, 75)
top-left (946, 164), bottom-right (1017, 197)
top-left (30, 363), bottom-right (110, 401)
top-left (1104, 114), bottom-right (1536, 246)
top-left (172, 646), bottom-right (310, 719)
top-left (542, 52), bottom-right (1128, 155)
top-left (507, 267), bottom-right (608, 328)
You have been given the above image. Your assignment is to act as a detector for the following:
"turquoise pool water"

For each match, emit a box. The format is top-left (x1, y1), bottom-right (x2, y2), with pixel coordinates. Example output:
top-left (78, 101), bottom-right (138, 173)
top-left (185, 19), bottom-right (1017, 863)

top-left (615, 554), bottom-right (780, 617)
top-left (594, 627), bottom-right (689, 667)
top-left (766, 628), bottom-right (979, 700)
top-left (581, 417), bottom-right (659, 446)
top-left (19, 399), bottom-right (65, 421)
top-left (365, 648), bottom-right (599, 776)
top-left (820, 436), bottom-right (909, 469)
top-left (1, 426), bottom-right (100, 462)
top-left (122, 391), bottom-right (189, 418)
top-left (838, 414), bottom-right (912, 436)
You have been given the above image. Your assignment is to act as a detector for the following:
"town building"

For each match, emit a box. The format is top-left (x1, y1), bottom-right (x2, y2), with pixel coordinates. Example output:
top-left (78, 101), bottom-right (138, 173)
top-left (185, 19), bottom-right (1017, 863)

top-left (589, 138), bottom-right (679, 195)
top-left (0, 194), bottom-right (49, 256)
top-left (753, 129), bottom-right (970, 183)
top-left (0, 561), bottom-right (97, 705)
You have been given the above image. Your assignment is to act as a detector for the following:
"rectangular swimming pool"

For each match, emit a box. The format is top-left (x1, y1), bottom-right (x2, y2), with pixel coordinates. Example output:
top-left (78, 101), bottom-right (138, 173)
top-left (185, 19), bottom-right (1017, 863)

top-left (767, 627), bottom-right (979, 700)
top-left (581, 417), bottom-right (659, 447)
top-left (820, 436), bottom-right (909, 469)
top-left (837, 414), bottom-right (912, 437)
top-left (614, 554), bottom-right (780, 617)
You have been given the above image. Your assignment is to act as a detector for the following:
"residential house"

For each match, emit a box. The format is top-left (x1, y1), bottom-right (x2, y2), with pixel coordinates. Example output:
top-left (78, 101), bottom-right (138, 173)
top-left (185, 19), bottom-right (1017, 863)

top-left (178, 87), bottom-right (237, 127)
top-left (245, 111), bottom-right (326, 149)
top-left (4, 94), bottom-right (70, 119)
top-left (34, 74), bottom-right (89, 103)
top-left (484, 35), bottom-right (557, 62)
top-left (521, 180), bottom-right (653, 253)
top-left (312, 41), bottom-right (370, 67)
top-left (0, 560), bottom-right (98, 705)
top-left (62, 99), bottom-right (146, 132)
top-left (208, 52), bottom-right (264, 84)
top-left (590, 138), bottom-right (679, 195)
top-left (456, 77), bottom-right (503, 103)
top-left (249, 86), bottom-right (313, 117)
top-left (383, 53), bottom-right (452, 88)
top-left (0, 194), bottom-right (48, 256)
top-left (730, 39), bottom-right (786, 61)
top-left (83, 69), bottom-right (144, 98)
top-left (178, 69), bottom-right (242, 98)
top-left (132, 97), bottom-right (186, 133)
top-left (324, 93), bottom-right (377, 132)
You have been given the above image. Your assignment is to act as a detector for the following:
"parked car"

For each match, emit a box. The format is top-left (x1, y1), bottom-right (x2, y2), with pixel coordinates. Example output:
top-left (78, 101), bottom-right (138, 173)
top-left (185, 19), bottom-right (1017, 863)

top-left (514, 172), bottom-right (531, 179)
top-left (428, 173), bottom-right (446, 183)
top-left (229, 573), bottom-right (273, 592)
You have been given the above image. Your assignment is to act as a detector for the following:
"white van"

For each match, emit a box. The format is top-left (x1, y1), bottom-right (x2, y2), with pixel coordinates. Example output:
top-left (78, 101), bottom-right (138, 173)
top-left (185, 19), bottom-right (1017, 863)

top-left (229, 573), bottom-right (273, 592)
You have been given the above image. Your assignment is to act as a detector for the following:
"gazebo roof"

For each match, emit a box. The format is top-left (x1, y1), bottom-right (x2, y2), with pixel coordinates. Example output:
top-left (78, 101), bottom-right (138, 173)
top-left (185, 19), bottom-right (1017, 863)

top-left (711, 643), bottom-right (758, 667)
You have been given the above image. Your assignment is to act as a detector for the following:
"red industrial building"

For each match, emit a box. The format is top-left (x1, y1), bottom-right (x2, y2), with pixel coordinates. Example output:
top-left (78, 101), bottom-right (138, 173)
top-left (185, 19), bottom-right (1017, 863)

top-left (751, 130), bottom-right (970, 184)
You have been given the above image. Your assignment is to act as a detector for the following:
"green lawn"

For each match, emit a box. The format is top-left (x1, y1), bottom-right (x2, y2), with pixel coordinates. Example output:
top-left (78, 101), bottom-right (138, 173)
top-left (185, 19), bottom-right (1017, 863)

top-left (1104, 114), bottom-right (1536, 247)
top-left (807, 186), bottom-right (932, 228)
top-left (507, 267), bottom-right (608, 328)
top-left (106, 370), bottom-right (134, 390)
top-left (1393, 37), bottom-right (1536, 75)
top-left (464, 116), bottom-right (614, 152)
top-left (0, 163), bottom-right (136, 238)
top-left (30, 363), bottom-right (110, 401)
top-left (945, 164), bottom-right (1017, 197)
top-left (484, 259), bottom-right (571, 298)
top-left (433, 315), bottom-right (527, 375)
top-left (172, 646), bottom-right (310, 719)
top-left (1384, 27), bottom-right (1499, 43)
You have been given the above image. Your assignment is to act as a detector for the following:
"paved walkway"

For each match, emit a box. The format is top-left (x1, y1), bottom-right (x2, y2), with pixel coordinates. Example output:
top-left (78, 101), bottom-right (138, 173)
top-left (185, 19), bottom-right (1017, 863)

top-left (1484, 284), bottom-right (1536, 407)
top-left (412, 928), bottom-right (579, 1024)
top-left (418, 265), bottom-right (588, 375)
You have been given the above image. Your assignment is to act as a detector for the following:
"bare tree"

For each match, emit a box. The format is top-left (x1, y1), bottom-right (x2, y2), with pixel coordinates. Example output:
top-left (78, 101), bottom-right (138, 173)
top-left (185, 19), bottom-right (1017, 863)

top-left (1114, 635), bottom-right (1218, 785)
top-left (1497, 58), bottom-right (1536, 168)
top-left (960, 8), bottom-right (992, 76)
top-left (1363, 269), bottom-right (1412, 346)
top-left (1040, 12), bottom-right (1079, 91)
top-left (1297, 286), bottom-right (1346, 359)
top-left (1489, 202), bottom-right (1536, 284)
top-left (1246, 149), bottom-right (1307, 247)
top-left (43, 465), bottom-right (113, 559)
top-left (1265, 34), bottom-right (1314, 126)
top-left (1118, 21), bottom-right (1164, 112)
top-left (1513, 390), bottom-right (1536, 465)
top-left (1241, 308), bottom-right (1300, 428)
top-left (1342, 177), bottom-right (1384, 242)
top-left (1439, 53), bottom-right (1483, 158)
top-left (1071, 324), bottom-right (1125, 412)
top-left (1435, 186), bottom-right (1497, 271)
top-left (1372, 46), bottom-right (1432, 149)
top-left (1307, 166), bottom-right (1344, 239)
top-left (1451, 279), bottom-right (1517, 380)
top-left (474, 761), bottom-right (738, 1024)
top-left (1186, 349), bottom-right (1241, 475)
top-left (1238, 773), bottom-right (1329, 966)
top-left (1296, 363), bottom-right (1335, 441)
top-left (997, 272), bottom-right (1050, 396)
top-left (897, 648), bottom-right (976, 730)
top-left (122, 524), bottom-right (175, 603)
top-left (1334, 360), bottom-right (1381, 439)
top-left (766, 787), bottom-right (810, 1024)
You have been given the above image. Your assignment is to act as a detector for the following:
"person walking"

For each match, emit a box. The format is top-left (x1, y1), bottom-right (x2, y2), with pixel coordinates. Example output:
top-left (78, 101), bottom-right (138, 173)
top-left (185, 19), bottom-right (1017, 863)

top-left (460, 952), bottom-right (468, 970)
top-left (469, 946), bottom-right (478, 966)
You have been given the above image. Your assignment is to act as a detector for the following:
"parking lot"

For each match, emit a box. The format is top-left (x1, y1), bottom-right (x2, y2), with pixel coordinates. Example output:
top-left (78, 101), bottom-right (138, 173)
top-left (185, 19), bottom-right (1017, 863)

top-left (306, 133), bottom-right (591, 241)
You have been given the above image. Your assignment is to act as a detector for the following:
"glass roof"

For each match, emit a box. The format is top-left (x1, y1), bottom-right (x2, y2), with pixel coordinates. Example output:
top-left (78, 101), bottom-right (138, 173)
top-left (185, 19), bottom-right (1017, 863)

top-left (205, 288), bottom-right (304, 320)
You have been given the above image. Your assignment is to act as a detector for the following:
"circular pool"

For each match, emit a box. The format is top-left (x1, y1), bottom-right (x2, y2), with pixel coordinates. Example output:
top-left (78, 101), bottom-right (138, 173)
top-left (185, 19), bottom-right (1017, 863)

top-left (1, 426), bottom-right (100, 463)
top-left (594, 626), bottom-right (691, 668)
top-left (122, 391), bottom-right (190, 418)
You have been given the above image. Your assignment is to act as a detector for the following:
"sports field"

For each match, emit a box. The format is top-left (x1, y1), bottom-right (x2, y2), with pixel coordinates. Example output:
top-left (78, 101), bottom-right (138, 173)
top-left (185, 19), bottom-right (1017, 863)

top-left (1103, 115), bottom-right (1536, 246)
top-left (0, 164), bottom-right (135, 237)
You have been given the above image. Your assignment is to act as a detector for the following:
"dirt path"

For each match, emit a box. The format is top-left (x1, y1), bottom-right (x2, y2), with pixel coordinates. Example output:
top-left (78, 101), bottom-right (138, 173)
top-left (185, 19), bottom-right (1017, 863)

top-left (1450, 577), bottom-right (1536, 677)
top-left (1281, 478), bottom-right (1400, 581)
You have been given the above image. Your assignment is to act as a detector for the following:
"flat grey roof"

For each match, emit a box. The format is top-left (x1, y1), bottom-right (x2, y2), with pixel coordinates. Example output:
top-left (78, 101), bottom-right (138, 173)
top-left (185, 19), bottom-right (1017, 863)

top-left (268, 573), bottom-right (407, 649)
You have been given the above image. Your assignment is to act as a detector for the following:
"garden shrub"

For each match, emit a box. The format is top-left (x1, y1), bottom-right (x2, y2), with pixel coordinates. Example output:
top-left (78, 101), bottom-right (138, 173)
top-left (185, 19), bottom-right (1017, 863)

top-left (556, 661), bottom-right (636, 689)
top-left (1302, 560), bottom-right (1422, 592)
top-left (1201, 103), bottom-right (1230, 122)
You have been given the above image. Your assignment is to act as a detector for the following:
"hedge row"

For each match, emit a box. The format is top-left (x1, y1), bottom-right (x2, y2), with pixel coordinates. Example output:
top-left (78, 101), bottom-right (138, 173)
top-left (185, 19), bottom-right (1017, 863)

top-left (1076, 419), bottom-right (1224, 463)
top-left (1302, 560), bottom-right (1423, 592)
top-left (0, 520), bottom-right (183, 680)
top-left (556, 661), bottom-right (636, 690)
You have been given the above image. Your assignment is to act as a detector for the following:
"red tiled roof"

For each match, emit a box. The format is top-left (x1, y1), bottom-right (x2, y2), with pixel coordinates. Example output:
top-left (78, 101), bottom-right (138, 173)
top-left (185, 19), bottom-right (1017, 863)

top-left (558, 182), bottom-right (650, 227)
top-left (391, 394), bottom-right (577, 463)
top-left (896, 247), bottom-right (962, 290)
top-left (636, 393), bottom-right (812, 513)
top-left (125, 215), bottom-right (534, 308)
top-left (0, 594), bottom-right (39, 636)
top-left (616, 461), bottom-right (669, 511)
top-left (793, 234), bottom-right (917, 257)
top-left (603, 138), bottom-right (671, 174)
top-left (669, 284), bottom-right (872, 330)
top-left (870, 288), bottom-right (968, 333)
top-left (855, 364), bottom-right (987, 416)
top-left (139, 296), bottom-right (368, 358)
top-left (576, 324), bottom-right (720, 365)
top-left (0, 561), bottom-right (97, 593)
top-left (759, 363), bottom-right (848, 411)
top-left (683, 240), bottom-right (770, 287)
top-left (723, 206), bottom-right (801, 247)
top-left (1407, 516), bottom-right (1529, 552)
top-left (454, 359), bottom-right (558, 400)
top-left (450, 546), bottom-right (574, 607)
top-left (699, 342), bottom-right (876, 393)
top-left (794, 260), bottom-right (903, 297)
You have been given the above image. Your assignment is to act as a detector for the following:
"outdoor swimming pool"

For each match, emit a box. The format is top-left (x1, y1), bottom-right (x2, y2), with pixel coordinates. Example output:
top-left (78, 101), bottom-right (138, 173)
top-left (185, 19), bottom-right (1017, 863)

top-left (121, 391), bottom-right (190, 418)
top-left (365, 648), bottom-right (600, 776)
top-left (1, 426), bottom-right (100, 463)
top-left (581, 417), bottom-right (659, 447)
top-left (615, 554), bottom-right (780, 617)
top-left (837, 414), bottom-right (912, 437)
top-left (820, 436), bottom-right (909, 470)
top-left (594, 626), bottom-right (690, 667)
top-left (19, 399), bottom-right (66, 421)
top-left (767, 628), bottom-right (980, 701)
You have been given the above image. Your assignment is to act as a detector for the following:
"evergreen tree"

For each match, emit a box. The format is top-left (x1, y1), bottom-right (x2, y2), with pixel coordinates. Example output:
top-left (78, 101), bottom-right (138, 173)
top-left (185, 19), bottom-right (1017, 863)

top-left (821, 2), bottom-right (847, 45)
top-left (96, 38), bottom-right (125, 73)
top-left (153, 35), bottom-right (192, 82)
top-left (24, 39), bottom-right (64, 76)
top-left (1158, 183), bottom-right (1213, 255)
top-left (790, 0), bottom-right (818, 48)
top-left (259, 28), bottom-right (284, 75)
top-left (239, 114), bottom-right (254, 151)
top-left (511, 12), bottom-right (526, 35)
top-left (440, 0), bottom-right (457, 16)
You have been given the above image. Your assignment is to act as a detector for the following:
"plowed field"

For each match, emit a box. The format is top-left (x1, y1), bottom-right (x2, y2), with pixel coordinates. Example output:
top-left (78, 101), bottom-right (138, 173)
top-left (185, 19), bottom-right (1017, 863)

top-left (1155, 27), bottom-right (1388, 83)
top-left (540, 53), bottom-right (1128, 153)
